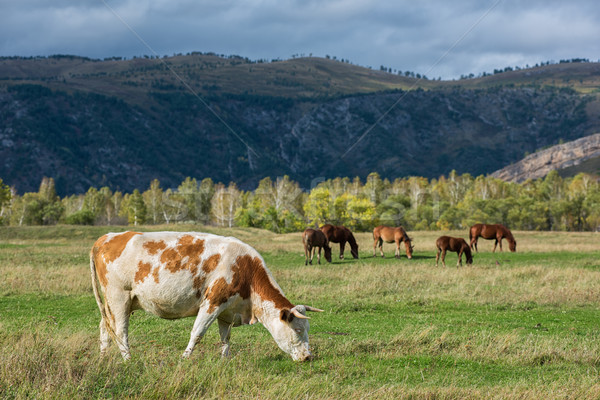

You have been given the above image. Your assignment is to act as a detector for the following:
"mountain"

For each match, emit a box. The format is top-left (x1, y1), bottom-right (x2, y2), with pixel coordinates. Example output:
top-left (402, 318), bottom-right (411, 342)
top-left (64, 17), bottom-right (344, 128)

top-left (1, 54), bottom-right (600, 195)
top-left (491, 133), bottom-right (600, 182)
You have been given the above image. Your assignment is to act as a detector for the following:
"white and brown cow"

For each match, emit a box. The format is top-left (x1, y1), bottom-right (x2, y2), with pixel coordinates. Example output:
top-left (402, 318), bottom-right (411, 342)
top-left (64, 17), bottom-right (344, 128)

top-left (90, 231), bottom-right (323, 361)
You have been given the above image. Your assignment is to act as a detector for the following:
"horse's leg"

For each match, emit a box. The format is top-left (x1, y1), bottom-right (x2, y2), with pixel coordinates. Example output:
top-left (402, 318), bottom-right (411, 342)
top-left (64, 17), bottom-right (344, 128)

top-left (470, 236), bottom-right (477, 252)
top-left (304, 243), bottom-right (309, 266)
top-left (379, 239), bottom-right (385, 257)
top-left (339, 241), bottom-right (345, 259)
top-left (373, 237), bottom-right (378, 257)
top-left (317, 247), bottom-right (322, 265)
top-left (457, 249), bottom-right (462, 267)
top-left (435, 247), bottom-right (440, 267)
top-left (309, 246), bottom-right (314, 265)
top-left (395, 240), bottom-right (400, 258)
top-left (441, 249), bottom-right (447, 268)
top-left (498, 236), bottom-right (503, 252)
top-left (492, 239), bottom-right (498, 253)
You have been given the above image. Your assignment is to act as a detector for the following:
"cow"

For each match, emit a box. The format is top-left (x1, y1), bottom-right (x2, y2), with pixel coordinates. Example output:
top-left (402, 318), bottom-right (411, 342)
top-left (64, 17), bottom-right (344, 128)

top-left (90, 231), bottom-right (323, 361)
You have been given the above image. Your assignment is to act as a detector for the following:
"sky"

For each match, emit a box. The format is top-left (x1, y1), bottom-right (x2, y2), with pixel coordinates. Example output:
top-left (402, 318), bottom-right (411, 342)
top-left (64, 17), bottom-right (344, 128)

top-left (1, 0), bottom-right (600, 80)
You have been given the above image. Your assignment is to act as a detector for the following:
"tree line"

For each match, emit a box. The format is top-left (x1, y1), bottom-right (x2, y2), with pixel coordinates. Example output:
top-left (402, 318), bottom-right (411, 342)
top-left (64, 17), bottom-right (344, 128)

top-left (0, 170), bottom-right (598, 232)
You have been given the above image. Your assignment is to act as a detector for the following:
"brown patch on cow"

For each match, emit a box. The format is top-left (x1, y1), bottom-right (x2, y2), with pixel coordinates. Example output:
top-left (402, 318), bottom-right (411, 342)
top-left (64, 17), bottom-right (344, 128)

top-left (159, 235), bottom-right (205, 274)
top-left (135, 261), bottom-right (152, 283)
top-left (205, 255), bottom-right (294, 313)
top-left (143, 240), bottom-right (167, 255)
top-left (152, 268), bottom-right (160, 284)
top-left (93, 232), bottom-right (141, 287)
top-left (202, 254), bottom-right (221, 274)
top-left (193, 275), bottom-right (206, 298)
top-left (104, 232), bottom-right (142, 263)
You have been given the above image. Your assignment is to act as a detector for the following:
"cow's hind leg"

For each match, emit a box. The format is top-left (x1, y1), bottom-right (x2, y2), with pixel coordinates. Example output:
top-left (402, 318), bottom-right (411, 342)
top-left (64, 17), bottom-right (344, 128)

top-left (99, 318), bottom-right (111, 355)
top-left (183, 301), bottom-right (226, 358)
top-left (105, 288), bottom-right (133, 360)
top-left (218, 319), bottom-right (232, 358)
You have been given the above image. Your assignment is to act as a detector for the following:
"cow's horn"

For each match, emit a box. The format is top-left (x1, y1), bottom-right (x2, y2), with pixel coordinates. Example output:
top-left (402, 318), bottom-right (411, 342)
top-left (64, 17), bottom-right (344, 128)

top-left (291, 307), bottom-right (310, 319)
top-left (304, 306), bottom-right (324, 312)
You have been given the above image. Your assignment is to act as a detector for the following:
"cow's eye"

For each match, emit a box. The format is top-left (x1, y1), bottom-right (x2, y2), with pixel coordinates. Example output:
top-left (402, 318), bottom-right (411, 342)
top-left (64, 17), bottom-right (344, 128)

top-left (294, 328), bottom-right (302, 334)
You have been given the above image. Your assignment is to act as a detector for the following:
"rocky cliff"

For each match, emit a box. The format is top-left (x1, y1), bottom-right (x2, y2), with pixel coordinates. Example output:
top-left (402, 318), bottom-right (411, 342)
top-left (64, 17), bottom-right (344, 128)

top-left (491, 133), bottom-right (600, 182)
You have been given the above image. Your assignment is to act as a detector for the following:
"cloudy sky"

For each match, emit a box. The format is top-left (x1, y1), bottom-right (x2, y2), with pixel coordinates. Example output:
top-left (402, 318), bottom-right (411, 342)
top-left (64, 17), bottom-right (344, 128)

top-left (1, 0), bottom-right (599, 79)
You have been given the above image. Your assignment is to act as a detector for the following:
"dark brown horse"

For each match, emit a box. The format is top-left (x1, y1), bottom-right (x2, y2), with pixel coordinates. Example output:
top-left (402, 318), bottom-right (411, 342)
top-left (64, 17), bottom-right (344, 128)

top-left (302, 228), bottom-right (332, 265)
top-left (372, 225), bottom-right (414, 259)
top-left (469, 223), bottom-right (516, 252)
top-left (320, 224), bottom-right (359, 259)
top-left (435, 236), bottom-right (473, 267)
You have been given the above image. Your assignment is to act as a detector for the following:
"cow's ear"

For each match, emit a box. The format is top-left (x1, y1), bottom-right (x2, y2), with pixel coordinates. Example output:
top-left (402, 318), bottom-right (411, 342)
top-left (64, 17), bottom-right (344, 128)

top-left (280, 309), bottom-right (294, 322)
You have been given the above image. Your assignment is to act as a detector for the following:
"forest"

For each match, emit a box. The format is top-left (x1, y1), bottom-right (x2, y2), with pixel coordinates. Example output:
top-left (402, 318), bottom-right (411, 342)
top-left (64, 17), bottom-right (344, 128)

top-left (0, 170), bottom-right (597, 232)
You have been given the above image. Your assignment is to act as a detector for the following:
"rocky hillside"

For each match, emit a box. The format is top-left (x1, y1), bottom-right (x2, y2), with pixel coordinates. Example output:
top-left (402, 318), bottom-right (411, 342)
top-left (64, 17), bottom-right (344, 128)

top-left (1, 55), bottom-right (600, 194)
top-left (491, 133), bottom-right (600, 182)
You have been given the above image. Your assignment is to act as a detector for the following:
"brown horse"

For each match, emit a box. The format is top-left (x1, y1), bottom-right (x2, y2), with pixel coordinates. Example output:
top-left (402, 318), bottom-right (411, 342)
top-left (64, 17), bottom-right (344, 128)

top-left (435, 236), bottom-right (473, 267)
top-left (469, 223), bottom-right (516, 252)
top-left (320, 224), bottom-right (359, 259)
top-left (372, 225), bottom-right (414, 259)
top-left (302, 228), bottom-right (332, 265)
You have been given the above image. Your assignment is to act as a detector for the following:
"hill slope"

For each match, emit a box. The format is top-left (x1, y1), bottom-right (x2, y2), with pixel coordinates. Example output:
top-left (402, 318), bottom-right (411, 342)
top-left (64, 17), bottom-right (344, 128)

top-left (1, 55), bottom-right (600, 194)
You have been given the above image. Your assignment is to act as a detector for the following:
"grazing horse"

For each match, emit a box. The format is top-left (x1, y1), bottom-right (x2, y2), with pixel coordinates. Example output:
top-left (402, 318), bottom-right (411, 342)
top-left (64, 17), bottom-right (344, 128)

top-left (372, 225), bottom-right (414, 259)
top-left (469, 223), bottom-right (517, 252)
top-left (435, 236), bottom-right (473, 267)
top-left (320, 224), bottom-right (359, 259)
top-left (302, 228), bottom-right (332, 265)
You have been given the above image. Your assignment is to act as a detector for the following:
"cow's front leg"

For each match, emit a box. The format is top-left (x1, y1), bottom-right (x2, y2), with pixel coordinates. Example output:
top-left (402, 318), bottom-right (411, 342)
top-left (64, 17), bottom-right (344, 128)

top-left (218, 319), bottom-right (232, 358)
top-left (183, 302), bottom-right (224, 358)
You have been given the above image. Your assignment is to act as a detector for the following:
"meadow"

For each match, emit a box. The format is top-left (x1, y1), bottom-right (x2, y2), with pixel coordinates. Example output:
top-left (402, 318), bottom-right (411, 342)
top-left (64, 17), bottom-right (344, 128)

top-left (1, 225), bottom-right (600, 399)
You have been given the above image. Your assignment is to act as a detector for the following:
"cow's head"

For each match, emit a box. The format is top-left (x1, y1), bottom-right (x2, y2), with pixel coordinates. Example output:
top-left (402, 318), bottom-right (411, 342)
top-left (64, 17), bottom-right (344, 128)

top-left (272, 305), bottom-right (323, 361)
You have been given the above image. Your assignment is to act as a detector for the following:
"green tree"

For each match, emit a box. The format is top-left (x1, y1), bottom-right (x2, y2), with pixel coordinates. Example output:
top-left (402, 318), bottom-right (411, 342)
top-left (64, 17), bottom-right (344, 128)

top-left (143, 179), bottom-right (164, 225)
top-left (0, 179), bottom-right (12, 225)
top-left (126, 189), bottom-right (147, 226)
top-left (303, 186), bottom-right (332, 227)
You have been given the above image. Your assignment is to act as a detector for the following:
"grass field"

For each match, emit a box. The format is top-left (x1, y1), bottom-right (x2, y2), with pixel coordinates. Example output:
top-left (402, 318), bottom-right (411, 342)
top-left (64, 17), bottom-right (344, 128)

top-left (1, 225), bottom-right (600, 399)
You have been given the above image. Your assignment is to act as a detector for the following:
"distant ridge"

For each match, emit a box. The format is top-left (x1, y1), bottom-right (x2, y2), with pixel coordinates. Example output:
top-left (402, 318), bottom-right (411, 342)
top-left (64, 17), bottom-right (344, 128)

top-left (491, 133), bottom-right (600, 182)
top-left (1, 54), bottom-right (600, 194)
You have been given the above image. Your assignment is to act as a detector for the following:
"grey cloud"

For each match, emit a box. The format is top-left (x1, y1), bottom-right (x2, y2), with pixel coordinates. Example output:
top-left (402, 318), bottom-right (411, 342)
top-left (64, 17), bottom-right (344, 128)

top-left (1, 0), bottom-right (599, 79)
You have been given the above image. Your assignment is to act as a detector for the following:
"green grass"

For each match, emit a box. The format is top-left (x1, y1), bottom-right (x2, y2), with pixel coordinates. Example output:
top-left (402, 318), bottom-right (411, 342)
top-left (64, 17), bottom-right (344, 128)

top-left (2, 225), bottom-right (600, 398)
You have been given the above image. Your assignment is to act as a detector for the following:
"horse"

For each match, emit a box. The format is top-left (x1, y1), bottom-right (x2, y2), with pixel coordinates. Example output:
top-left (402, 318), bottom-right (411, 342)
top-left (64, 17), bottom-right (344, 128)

top-left (372, 225), bottom-right (414, 259)
top-left (469, 223), bottom-right (517, 252)
top-left (302, 228), bottom-right (332, 265)
top-left (435, 236), bottom-right (473, 267)
top-left (320, 224), bottom-right (359, 259)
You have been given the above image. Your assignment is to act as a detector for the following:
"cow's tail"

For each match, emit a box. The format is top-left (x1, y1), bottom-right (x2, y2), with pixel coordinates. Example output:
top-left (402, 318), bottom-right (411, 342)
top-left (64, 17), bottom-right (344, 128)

top-left (90, 249), bottom-right (122, 348)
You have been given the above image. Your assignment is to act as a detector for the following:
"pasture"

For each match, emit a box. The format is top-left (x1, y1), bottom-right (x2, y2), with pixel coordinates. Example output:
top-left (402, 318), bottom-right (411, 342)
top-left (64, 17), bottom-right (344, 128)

top-left (1, 225), bottom-right (600, 399)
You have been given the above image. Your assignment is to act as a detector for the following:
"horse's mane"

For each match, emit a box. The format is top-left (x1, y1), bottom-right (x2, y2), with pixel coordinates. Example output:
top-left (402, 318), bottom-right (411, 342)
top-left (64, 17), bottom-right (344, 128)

top-left (345, 228), bottom-right (358, 247)
top-left (500, 225), bottom-right (515, 242)
top-left (399, 227), bottom-right (411, 243)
